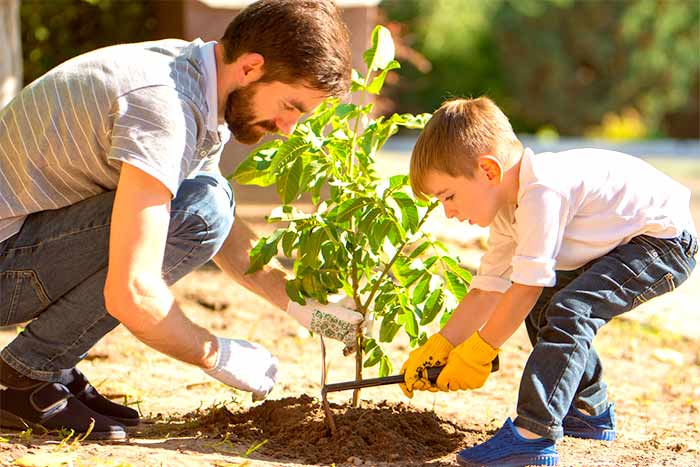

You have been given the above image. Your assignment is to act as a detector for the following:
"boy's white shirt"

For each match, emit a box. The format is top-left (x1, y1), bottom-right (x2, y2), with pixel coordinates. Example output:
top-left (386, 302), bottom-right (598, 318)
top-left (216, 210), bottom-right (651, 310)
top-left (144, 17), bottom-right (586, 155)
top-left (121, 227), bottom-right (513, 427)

top-left (472, 148), bottom-right (695, 293)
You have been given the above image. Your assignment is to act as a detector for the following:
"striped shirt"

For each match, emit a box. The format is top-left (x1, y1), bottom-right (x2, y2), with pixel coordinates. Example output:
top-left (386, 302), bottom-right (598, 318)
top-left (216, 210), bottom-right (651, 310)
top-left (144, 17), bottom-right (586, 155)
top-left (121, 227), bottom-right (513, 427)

top-left (0, 38), bottom-right (229, 243)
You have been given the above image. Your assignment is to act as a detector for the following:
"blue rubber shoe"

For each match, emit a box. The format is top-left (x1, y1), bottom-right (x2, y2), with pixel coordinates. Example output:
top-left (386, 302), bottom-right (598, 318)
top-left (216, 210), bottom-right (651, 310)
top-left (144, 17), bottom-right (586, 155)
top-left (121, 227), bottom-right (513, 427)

top-left (563, 403), bottom-right (616, 441)
top-left (456, 418), bottom-right (559, 467)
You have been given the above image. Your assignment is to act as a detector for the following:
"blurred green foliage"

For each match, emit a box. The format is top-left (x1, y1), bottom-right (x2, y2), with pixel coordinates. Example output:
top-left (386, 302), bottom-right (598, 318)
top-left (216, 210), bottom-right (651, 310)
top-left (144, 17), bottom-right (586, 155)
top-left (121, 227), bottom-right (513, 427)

top-left (20, 0), bottom-right (159, 85)
top-left (382, 0), bottom-right (700, 138)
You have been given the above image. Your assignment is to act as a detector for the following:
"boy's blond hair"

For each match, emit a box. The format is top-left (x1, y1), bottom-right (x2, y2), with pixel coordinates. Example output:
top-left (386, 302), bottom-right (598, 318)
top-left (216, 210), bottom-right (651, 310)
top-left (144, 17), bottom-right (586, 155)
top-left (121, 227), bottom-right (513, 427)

top-left (410, 97), bottom-right (522, 200)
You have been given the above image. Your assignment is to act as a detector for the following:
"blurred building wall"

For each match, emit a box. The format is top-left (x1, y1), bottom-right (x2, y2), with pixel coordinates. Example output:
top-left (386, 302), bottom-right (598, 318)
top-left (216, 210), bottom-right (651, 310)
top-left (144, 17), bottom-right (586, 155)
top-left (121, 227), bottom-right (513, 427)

top-left (0, 0), bottom-right (21, 108)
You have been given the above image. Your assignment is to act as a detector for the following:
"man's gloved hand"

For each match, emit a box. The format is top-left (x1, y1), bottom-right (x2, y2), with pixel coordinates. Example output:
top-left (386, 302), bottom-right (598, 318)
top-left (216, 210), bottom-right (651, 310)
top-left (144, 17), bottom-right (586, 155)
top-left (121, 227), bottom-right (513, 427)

top-left (287, 298), bottom-right (364, 351)
top-left (436, 331), bottom-right (499, 392)
top-left (204, 337), bottom-right (278, 402)
top-left (399, 333), bottom-right (454, 398)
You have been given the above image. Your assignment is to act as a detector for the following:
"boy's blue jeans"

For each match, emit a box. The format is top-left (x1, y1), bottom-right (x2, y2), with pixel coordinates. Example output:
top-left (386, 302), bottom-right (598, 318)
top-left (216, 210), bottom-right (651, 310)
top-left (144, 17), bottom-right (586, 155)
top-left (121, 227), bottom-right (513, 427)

top-left (515, 231), bottom-right (698, 440)
top-left (0, 174), bottom-right (234, 382)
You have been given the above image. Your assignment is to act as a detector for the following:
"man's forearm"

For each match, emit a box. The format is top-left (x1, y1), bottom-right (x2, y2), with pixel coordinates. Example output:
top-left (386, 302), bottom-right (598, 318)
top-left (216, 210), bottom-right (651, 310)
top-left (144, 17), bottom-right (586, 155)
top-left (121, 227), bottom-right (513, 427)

top-left (439, 288), bottom-right (502, 346)
top-left (106, 276), bottom-right (218, 369)
top-left (213, 218), bottom-right (290, 311)
top-left (479, 283), bottom-right (543, 348)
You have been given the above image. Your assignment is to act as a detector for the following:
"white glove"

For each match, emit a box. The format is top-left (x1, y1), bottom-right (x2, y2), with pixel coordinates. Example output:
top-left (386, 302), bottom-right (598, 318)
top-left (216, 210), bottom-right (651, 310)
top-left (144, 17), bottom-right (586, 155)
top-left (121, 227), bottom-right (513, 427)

top-left (204, 337), bottom-right (278, 402)
top-left (287, 297), bottom-right (364, 350)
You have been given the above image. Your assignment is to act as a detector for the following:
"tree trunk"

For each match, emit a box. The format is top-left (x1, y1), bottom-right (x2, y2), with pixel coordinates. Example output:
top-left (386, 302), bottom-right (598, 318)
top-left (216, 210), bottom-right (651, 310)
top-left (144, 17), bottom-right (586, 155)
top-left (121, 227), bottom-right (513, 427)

top-left (1, 0), bottom-right (22, 109)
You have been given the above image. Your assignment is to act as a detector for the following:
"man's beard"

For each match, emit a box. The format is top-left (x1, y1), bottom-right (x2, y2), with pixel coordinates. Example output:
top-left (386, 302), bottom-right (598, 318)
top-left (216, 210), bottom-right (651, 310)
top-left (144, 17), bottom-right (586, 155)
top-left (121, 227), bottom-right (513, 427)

top-left (224, 83), bottom-right (278, 145)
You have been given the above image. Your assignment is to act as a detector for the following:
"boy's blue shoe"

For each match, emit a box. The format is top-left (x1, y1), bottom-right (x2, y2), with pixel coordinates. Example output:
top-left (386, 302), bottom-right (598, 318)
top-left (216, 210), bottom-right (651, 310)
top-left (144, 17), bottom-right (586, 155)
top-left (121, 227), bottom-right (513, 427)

top-left (563, 403), bottom-right (616, 441)
top-left (456, 418), bottom-right (558, 467)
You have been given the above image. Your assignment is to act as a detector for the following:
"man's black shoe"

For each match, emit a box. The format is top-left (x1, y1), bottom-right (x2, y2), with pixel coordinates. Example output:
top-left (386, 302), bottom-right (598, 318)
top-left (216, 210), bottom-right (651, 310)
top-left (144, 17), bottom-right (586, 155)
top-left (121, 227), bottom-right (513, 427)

top-left (64, 368), bottom-right (140, 427)
top-left (0, 381), bottom-right (127, 440)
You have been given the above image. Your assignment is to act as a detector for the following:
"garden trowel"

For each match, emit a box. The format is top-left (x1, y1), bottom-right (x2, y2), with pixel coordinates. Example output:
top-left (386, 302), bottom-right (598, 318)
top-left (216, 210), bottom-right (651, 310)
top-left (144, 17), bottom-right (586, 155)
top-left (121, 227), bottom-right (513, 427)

top-left (322, 355), bottom-right (499, 394)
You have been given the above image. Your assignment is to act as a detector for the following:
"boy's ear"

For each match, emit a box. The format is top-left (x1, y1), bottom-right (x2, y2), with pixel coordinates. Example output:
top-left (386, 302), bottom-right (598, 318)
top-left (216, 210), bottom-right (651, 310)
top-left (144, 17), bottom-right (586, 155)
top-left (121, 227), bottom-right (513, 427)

top-left (232, 52), bottom-right (265, 87)
top-left (478, 155), bottom-right (504, 183)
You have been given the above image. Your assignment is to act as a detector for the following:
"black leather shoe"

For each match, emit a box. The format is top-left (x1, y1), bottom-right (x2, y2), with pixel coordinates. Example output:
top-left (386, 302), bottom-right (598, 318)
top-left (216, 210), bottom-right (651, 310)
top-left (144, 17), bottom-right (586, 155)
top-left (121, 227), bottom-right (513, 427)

top-left (0, 382), bottom-right (127, 440)
top-left (64, 368), bottom-right (140, 427)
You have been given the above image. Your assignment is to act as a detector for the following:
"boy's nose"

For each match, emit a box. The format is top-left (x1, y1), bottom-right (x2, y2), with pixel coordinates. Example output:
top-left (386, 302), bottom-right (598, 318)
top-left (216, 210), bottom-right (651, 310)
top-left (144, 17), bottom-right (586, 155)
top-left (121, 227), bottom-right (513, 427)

top-left (443, 204), bottom-right (457, 219)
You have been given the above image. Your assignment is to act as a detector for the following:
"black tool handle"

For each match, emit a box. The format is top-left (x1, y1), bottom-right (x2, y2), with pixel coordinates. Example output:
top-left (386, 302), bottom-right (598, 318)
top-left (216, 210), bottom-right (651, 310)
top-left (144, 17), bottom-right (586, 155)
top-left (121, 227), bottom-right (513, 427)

top-left (322, 355), bottom-right (499, 394)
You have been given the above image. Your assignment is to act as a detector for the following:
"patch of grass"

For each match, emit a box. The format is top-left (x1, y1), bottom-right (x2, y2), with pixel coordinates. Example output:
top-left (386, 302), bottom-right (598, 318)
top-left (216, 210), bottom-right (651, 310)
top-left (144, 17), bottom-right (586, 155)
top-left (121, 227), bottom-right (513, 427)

top-left (607, 317), bottom-right (690, 347)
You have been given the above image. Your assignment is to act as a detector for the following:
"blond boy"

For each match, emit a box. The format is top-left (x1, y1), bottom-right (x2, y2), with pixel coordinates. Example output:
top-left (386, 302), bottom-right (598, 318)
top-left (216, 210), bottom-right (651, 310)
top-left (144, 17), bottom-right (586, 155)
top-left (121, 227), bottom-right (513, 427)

top-left (400, 97), bottom-right (697, 467)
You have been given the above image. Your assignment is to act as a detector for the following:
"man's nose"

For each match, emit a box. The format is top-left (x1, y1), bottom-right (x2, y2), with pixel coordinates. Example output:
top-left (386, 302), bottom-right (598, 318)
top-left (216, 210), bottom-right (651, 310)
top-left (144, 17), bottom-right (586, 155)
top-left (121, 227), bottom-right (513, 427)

top-left (276, 111), bottom-right (301, 135)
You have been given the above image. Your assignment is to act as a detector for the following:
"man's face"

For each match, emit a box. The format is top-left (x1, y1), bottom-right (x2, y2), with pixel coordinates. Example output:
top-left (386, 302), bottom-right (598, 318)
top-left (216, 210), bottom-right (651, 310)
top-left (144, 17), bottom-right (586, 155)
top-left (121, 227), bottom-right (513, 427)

top-left (423, 168), bottom-right (503, 228)
top-left (224, 80), bottom-right (328, 144)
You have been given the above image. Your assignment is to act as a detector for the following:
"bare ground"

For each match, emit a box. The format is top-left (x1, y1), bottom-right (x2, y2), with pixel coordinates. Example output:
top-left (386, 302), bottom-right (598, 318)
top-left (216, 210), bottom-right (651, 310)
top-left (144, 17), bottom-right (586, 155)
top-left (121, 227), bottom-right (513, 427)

top-left (1, 157), bottom-right (699, 467)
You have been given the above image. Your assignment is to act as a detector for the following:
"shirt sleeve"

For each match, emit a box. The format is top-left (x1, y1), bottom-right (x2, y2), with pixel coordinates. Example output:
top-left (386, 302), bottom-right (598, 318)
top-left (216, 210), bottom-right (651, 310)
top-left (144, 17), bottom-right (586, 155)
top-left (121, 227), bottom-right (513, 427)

top-left (471, 209), bottom-right (517, 293)
top-left (511, 186), bottom-right (570, 287)
top-left (108, 86), bottom-right (203, 197)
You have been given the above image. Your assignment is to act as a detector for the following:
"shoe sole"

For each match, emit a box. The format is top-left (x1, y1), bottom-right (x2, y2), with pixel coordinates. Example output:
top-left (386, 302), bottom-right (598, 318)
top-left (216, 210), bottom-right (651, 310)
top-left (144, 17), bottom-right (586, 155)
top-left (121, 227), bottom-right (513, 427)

top-left (109, 415), bottom-right (140, 427)
top-left (564, 429), bottom-right (616, 441)
top-left (0, 408), bottom-right (127, 441)
top-left (457, 453), bottom-right (559, 467)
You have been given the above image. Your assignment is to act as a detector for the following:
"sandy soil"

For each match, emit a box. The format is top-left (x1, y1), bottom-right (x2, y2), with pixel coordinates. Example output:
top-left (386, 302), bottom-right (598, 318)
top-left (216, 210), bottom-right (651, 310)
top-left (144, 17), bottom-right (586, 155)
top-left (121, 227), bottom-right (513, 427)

top-left (1, 156), bottom-right (699, 467)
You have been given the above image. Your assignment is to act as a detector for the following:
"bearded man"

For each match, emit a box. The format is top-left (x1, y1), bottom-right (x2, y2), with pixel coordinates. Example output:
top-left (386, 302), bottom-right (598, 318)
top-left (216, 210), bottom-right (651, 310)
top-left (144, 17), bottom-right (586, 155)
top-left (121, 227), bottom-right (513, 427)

top-left (0, 0), bottom-right (361, 439)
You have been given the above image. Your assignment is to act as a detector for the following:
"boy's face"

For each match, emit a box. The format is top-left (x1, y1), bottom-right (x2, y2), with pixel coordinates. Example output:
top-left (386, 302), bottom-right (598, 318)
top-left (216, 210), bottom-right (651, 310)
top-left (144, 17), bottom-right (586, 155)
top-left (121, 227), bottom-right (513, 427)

top-left (423, 162), bottom-right (504, 227)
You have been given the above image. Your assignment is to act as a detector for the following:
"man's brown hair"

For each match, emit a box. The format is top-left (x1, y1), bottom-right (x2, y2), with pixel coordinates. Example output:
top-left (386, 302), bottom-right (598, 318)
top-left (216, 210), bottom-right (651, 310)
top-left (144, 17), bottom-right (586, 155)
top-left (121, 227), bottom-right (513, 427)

top-left (220, 0), bottom-right (352, 97)
top-left (410, 97), bottom-right (523, 200)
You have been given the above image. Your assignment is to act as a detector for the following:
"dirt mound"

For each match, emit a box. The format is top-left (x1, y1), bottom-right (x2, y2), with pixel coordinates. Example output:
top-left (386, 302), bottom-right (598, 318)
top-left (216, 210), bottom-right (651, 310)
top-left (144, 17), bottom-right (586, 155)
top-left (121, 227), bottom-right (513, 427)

top-left (183, 394), bottom-right (488, 464)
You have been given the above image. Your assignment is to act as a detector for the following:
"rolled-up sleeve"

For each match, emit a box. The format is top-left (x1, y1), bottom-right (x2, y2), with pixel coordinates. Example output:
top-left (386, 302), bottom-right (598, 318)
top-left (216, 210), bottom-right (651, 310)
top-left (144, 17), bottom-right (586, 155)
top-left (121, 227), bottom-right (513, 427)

top-left (471, 210), bottom-right (517, 293)
top-left (511, 186), bottom-right (570, 287)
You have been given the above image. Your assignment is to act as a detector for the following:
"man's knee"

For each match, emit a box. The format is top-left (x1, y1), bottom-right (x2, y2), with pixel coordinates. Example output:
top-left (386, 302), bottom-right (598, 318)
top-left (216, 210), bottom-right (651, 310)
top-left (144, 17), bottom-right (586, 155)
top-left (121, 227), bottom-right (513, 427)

top-left (169, 174), bottom-right (235, 260)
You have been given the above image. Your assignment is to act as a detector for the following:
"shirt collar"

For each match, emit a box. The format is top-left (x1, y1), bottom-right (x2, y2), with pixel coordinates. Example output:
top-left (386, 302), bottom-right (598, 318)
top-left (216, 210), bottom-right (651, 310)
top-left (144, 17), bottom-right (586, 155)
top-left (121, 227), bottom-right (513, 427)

top-left (199, 41), bottom-right (219, 132)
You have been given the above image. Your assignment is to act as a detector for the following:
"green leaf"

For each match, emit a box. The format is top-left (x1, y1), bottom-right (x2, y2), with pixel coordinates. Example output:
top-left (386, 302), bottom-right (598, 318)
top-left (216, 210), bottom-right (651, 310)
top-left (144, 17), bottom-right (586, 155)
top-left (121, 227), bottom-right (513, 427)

top-left (379, 355), bottom-right (392, 377)
top-left (391, 192), bottom-right (419, 232)
top-left (441, 256), bottom-right (473, 283)
top-left (285, 279), bottom-right (305, 305)
top-left (366, 60), bottom-right (400, 94)
top-left (363, 25), bottom-right (395, 72)
top-left (232, 141), bottom-right (281, 186)
top-left (363, 346), bottom-right (383, 368)
top-left (335, 103), bottom-right (356, 120)
top-left (277, 156), bottom-right (304, 203)
top-left (420, 289), bottom-right (444, 325)
top-left (379, 308), bottom-right (402, 342)
top-left (357, 207), bottom-right (382, 237)
top-left (331, 197), bottom-right (371, 223)
top-left (351, 69), bottom-right (365, 92)
top-left (411, 273), bottom-right (430, 304)
top-left (281, 230), bottom-right (298, 257)
top-left (270, 136), bottom-right (311, 173)
top-left (247, 230), bottom-right (284, 274)
top-left (299, 228), bottom-right (324, 268)
top-left (439, 308), bottom-right (454, 329)
top-left (445, 271), bottom-right (468, 301)
top-left (389, 174), bottom-right (408, 190)
top-left (399, 306), bottom-right (419, 338)
top-left (267, 205), bottom-right (311, 223)
top-left (408, 241), bottom-right (431, 260)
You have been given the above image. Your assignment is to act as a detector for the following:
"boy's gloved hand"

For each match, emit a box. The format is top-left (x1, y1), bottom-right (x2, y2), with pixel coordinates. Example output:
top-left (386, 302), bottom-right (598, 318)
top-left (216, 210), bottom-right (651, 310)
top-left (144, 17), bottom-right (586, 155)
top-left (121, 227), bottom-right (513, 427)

top-left (204, 337), bottom-right (278, 402)
top-left (287, 298), bottom-right (364, 351)
top-left (399, 333), bottom-right (454, 398)
top-left (436, 331), bottom-right (499, 391)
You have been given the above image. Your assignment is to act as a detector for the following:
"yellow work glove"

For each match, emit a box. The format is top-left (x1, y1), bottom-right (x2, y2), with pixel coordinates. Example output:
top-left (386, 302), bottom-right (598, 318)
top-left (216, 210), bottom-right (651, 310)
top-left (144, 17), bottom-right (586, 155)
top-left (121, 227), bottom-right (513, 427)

top-left (436, 331), bottom-right (499, 392)
top-left (399, 333), bottom-right (454, 398)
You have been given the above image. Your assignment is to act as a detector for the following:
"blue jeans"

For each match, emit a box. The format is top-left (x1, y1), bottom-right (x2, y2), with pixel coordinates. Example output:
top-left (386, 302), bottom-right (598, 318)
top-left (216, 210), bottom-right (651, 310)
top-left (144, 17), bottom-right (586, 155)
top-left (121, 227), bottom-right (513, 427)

top-left (0, 174), bottom-right (234, 382)
top-left (515, 231), bottom-right (698, 440)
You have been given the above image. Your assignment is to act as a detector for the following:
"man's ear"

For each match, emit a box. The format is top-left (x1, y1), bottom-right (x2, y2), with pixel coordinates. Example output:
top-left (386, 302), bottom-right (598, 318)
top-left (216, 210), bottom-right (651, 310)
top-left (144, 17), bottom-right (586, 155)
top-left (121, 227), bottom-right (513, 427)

top-left (478, 155), bottom-right (504, 183)
top-left (232, 52), bottom-right (265, 87)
